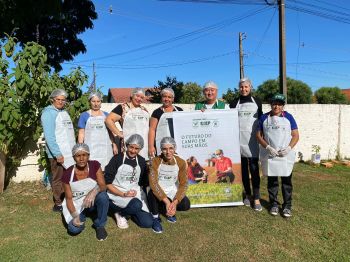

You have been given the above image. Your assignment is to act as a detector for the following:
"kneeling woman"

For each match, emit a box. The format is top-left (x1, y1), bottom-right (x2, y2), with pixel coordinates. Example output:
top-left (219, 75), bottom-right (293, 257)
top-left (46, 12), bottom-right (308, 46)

top-left (105, 134), bottom-right (153, 229)
top-left (62, 143), bottom-right (109, 241)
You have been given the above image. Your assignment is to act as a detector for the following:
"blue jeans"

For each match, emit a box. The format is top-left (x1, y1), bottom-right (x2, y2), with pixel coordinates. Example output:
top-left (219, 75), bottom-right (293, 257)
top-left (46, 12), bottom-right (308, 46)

top-left (68, 192), bottom-right (109, 235)
top-left (109, 198), bottom-right (153, 228)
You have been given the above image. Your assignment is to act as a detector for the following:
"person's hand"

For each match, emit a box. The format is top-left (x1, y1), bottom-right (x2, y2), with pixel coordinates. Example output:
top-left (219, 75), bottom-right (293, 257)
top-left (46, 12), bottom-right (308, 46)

top-left (82, 188), bottom-right (98, 208)
top-left (266, 145), bottom-right (279, 157)
top-left (279, 146), bottom-right (291, 157)
top-left (200, 108), bottom-right (206, 112)
top-left (56, 156), bottom-right (64, 164)
top-left (167, 200), bottom-right (178, 217)
top-left (124, 189), bottom-right (137, 197)
top-left (148, 147), bottom-right (156, 158)
top-left (72, 216), bottom-right (84, 227)
top-left (112, 143), bottom-right (118, 155)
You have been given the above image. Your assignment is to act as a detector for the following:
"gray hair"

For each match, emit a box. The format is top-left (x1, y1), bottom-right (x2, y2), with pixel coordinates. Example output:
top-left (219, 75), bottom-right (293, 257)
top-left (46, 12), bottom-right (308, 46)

top-left (203, 81), bottom-right (218, 90)
top-left (50, 89), bottom-right (68, 99)
top-left (160, 137), bottom-right (177, 149)
top-left (160, 88), bottom-right (175, 98)
top-left (125, 134), bottom-right (144, 149)
top-left (131, 88), bottom-right (145, 97)
top-left (238, 77), bottom-right (253, 89)
top-left (88, 92), bottom-right (102, 101)
top-left (72, 143), bottom-right (90, 156)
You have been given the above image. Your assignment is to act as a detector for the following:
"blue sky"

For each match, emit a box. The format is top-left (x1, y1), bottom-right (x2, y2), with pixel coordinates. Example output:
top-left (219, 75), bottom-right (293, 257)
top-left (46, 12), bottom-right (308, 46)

top-left (61, 0), bottom-right (350, 97)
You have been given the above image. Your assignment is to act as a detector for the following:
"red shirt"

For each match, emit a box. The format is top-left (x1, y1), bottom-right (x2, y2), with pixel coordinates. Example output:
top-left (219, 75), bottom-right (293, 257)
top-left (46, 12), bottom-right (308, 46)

top-left (212, 156), bottom-right (232, 172)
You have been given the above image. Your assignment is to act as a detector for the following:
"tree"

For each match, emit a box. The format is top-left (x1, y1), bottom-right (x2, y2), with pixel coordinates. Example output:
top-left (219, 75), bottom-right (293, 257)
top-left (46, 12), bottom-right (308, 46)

top-left (0, 36), bottom-right (89, 192)
top-left (0, 0), bottom-right (97, 71)
top-left (179, 82), bottom-right (203, 103)
top-left (222, 88), bottom-right (239, 104)
top-left (150, 76), bottom-right (184, 103)
top-left (314, 87), bottom-right (348, 104)
top-left (255, 77), bottom-right (312, 104)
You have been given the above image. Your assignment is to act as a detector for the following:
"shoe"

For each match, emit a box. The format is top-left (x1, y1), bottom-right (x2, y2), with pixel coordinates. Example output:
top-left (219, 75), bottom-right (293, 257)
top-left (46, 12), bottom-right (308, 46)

top-left (52, 204), bottom-right (63, 213)
top-left (114, 213), bottom-right (129, 229)
top-left (96, 227), bottom-right (108, 241)
top-left (166, 216), bottom-right (177, 223)
top-left (243, 198), bottom-right (251, 207)
top-left (152, 218), bottom-right (163, 233)
top-left (282, 208), bottom-right (292, 218)
top-left (270, 206), bottom-right (279, 216)
top-left (253, 203), bottom-right (263, 212)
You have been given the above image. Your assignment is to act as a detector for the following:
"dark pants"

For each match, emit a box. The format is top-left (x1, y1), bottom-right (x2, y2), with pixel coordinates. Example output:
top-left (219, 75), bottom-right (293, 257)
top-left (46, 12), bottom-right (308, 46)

top-left (49, 158), bottom-right (64, 205)
top-left (267, 173), bottom-right (293, 209)
top-left (68, 192), bottom-right (109, 234)
top-left (147, 191), bottom-right (190, 216)
top-left (241, 157), bottom-right (260, 200)
top-left (109, 198), bottom-right (153, 228)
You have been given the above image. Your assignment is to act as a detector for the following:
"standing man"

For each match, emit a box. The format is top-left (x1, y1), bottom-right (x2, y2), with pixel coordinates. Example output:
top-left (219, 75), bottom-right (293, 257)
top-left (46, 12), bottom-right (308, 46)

top-left (256, 94), bottom-right (299, 218)
top-left (230, 78), bottom-right (263, 211)
top-left (195, 81), bottom-right (229, 110)
top-left (41, 89), bottom-right (76, 212)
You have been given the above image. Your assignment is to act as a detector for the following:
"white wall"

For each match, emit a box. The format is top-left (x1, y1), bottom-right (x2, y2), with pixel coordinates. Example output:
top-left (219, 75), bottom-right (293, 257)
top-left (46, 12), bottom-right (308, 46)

top-left (12, 103), bottom-right (350, 182)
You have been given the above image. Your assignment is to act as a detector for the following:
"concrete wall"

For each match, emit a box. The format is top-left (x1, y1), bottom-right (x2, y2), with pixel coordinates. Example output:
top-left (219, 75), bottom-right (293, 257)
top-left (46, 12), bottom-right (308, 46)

top-left (12, 103), bottom-right (350, 182)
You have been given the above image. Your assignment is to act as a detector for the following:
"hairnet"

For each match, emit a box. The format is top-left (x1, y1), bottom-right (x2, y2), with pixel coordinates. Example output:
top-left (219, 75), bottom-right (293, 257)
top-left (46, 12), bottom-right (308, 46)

top-left (203, 81), bottom-right (218, 90)
top-left (88, 92), bottom-right (102, 101)
top-left (131, 88), bottom-right (145, 97)
top-left (238, 78), bottom-right (253, 89)
top-left (50, 89), bottom-right (68, 99)
top-left (160, 88), bottom-right (175, 98)
top-left (72, 143), bottom-right (90, 156)
top-left (160, 137), bottom-right (177, 149)
top-left (125, 134), bottom-right (144, 149)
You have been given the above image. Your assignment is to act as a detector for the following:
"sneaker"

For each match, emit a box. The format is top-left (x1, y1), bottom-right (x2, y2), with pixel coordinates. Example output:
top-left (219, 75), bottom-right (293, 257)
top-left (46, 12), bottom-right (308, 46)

top-left (282, 208), bottom-right (292, 218)
top-left (114, 213), bottom-right (129, 229)
top-left (166, 216), bottom-right (177, 223)
top-left (253, 203), bottom-right (263, 212)
top-left (52, 204), bottom-right (63, 213)
top-left (152, 218), bottom-right (163, 233)
top-left (243, 198), bottom-right (251, 207)
top-left (270, 206), bottom-right (279, 216)
top-left (95, 227), bottom-right (108, 241)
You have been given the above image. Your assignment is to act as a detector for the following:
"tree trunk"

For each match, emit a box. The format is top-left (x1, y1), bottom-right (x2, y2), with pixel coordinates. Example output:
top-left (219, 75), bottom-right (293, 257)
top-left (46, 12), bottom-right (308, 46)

top-left (0, 150), bottom-right (5, 193)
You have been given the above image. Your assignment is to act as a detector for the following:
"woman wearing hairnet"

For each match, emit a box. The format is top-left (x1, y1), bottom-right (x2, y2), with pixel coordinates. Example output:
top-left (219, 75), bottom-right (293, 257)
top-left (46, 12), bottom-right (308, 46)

top-left (77, 92), bottom-right (115, 170)
top-left (41, 89), bottom-right (76, 212)
top-left (105, 88), bottom-right (150, 160)
top-left (105, 134), bottom-right (153, 230)
top-left (148, 137), bottom-right (190, 233)
top-left (61, 143), bottom-right (109, 241)
top-left (148, 88), bottom-right (183, 157)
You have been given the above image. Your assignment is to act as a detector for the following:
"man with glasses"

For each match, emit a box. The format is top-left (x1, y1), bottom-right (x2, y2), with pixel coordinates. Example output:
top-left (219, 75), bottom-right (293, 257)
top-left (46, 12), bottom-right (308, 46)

top-left (105, 134), bottom-right (153, 230)
top-left (195, 81), bottom-right (229, 110)
top-left (211, 149), bottom-right (235, 183)
top-left (41, 89), bottom-right (76, 212)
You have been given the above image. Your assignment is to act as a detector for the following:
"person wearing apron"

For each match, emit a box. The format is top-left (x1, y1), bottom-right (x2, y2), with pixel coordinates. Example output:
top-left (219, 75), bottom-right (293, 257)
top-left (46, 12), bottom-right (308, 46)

top-left (105, 88), bottom-right (150, 160)
top-left (257, 94), bottom-right (299, 218)
top-left (77, 92), bottom-right (115, 171)
top-left (195, 81), bottom-right (229, 111)
top-left (61, 143), bottom-right (109, 241)
top-left (105, 134), bottom-right (153, 230)
top-left (230, 78), bottom-right (263, 211)
top-left (148, 88), bottom-right (183, 157)
top-left (41, 89), bottom-right (76, 212)
top-left (148, 137), bottom-right (190, 233)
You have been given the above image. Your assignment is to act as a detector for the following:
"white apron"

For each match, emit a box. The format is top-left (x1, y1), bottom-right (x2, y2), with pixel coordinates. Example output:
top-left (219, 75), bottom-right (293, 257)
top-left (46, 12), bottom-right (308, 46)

top-left (107, 154), bottom-right (149, 212)
top-left (260, 114), bottom-right (296, 177)
top-left (62, 166), bottom-right (97, 223)
top-left (55, 110), bottom-right (76, 169)
top-left (158, 157), bottom-right (179, 200)
top-left (237, 98), bottom-right (259, 158)
top-left (84, 111), bottom-right (113, 171)
top-left (155, 107), bottom-right (178, 155)
top-left (122, 107), bottom-right (149, 160)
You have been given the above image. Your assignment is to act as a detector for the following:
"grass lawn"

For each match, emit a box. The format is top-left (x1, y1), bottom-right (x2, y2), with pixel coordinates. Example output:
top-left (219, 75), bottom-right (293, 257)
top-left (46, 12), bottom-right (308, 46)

top-left (0, 163), bottom-right (349, 261)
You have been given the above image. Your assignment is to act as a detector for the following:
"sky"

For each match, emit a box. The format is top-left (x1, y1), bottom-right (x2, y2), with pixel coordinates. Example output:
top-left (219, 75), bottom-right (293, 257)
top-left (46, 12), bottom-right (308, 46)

top-left (61, 0), bottom-right (350, 97)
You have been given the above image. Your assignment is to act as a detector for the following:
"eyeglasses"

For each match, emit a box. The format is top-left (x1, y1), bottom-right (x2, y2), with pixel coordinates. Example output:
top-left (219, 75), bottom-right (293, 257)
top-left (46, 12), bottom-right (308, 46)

top-left (54, 98), bottom-right (66, 102)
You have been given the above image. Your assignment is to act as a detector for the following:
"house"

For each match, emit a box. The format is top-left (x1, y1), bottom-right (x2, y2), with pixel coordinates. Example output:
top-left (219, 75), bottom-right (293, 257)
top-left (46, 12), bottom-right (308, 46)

top-left (341, 88), bottom-right (350, 101)
top-left (107, 87), bottom-right (153, 103)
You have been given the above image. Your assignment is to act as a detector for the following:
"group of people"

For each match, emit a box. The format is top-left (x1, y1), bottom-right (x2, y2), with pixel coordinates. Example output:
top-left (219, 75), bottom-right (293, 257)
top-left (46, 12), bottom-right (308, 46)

top-left (41, 78), bottom-right (299, 241)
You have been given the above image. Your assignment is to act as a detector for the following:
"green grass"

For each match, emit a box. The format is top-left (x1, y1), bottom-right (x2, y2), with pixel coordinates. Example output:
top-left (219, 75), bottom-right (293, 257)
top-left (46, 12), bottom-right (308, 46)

top-left (1, 163), bottom-right (349, 261)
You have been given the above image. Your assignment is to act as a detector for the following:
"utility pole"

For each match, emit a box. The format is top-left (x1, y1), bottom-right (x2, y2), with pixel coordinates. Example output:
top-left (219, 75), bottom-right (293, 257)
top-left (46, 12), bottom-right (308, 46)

top-left (278, 0), bottom-right (287, 102)
top-left (88, 62), bottom-right (97, 93)
top-left (239, 32), bottom-right (246, 79)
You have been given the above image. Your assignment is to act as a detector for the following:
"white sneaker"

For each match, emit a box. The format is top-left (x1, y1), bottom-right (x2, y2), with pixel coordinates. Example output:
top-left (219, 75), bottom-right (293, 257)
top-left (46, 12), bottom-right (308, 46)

top-left (114, 213), bottom-right (129, 229)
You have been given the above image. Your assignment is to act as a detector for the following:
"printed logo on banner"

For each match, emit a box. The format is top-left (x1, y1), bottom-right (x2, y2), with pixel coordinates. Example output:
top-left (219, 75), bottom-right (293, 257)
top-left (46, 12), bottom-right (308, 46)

top-left (192, 118), bottom-right (219, 128)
